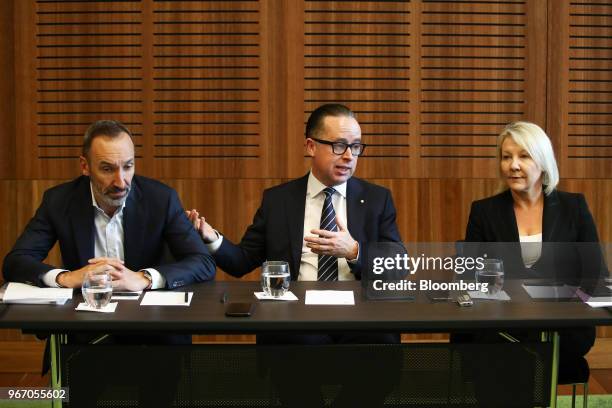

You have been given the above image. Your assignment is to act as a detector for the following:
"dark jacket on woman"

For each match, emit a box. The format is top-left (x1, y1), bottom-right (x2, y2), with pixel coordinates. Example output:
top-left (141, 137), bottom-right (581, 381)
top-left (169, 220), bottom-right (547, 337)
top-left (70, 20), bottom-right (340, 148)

top-left (463, 188), bottom-right (604, 361)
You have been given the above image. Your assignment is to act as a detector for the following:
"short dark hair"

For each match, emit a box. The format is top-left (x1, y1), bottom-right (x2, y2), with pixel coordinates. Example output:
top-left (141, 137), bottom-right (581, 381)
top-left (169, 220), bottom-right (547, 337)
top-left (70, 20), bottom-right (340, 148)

top-left (305, 104), bottom-right (355, 139)
top-left (82, 120), bottom-right (132, 158)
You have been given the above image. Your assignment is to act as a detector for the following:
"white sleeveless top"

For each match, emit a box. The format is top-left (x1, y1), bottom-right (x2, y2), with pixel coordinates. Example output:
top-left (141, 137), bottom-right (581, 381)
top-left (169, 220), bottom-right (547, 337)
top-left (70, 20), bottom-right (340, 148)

top-left (519, 233), bottom-right (542, 268)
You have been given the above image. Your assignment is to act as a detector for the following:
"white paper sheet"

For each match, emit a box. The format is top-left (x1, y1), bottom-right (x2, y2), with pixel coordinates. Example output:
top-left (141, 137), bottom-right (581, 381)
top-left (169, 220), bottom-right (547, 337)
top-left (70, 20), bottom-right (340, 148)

top-left (468, 290), bottom-right (511, 301)
top-left (2, 282), bottom-right (72, 304)
top-left (586, 300), bottom-right (612, 308)
top-left (254, 291), bottom-right (298, 301)
top-left (305, 290), bottom-right (354, 305)
top-left (75, 302), bottom-right (117, 313)
top-left (140, 291), bottom-right (192, 306)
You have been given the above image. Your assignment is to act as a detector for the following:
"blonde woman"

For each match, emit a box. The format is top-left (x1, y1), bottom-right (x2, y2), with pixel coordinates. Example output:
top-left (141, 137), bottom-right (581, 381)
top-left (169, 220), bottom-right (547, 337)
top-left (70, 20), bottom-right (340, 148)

top-left (464, 121), bottom-right (602, 385)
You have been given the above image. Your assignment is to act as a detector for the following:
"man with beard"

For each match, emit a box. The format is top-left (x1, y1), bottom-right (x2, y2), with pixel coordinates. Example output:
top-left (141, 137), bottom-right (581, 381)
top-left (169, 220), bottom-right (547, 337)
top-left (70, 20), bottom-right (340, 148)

top-left (3, 119), bottom-right (215, 289)
top-left (2, 120), bottom-right (215, 406)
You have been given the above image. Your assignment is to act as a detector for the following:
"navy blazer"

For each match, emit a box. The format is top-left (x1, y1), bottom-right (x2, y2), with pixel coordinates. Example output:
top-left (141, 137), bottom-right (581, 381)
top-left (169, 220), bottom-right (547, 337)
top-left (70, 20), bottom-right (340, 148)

top-left (214, 174), bottom-right (402, 280)
top-left (3, 175), bottom-right (215, 288)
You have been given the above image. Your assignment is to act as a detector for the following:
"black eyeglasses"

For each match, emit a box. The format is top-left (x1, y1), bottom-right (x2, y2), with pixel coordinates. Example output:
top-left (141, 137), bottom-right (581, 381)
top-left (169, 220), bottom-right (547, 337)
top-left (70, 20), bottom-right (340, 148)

top-left (311, 138), bottom-right (366, 156)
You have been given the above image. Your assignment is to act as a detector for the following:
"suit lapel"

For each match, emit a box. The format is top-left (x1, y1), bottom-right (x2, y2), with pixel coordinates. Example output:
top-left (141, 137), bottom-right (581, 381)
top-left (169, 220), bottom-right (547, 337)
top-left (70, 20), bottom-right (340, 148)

top-left (286, 174), bottom-right (308, 278)
top-left (498, 189), bottom-right (558, 242)
top-left (499, 190), bottom-right (520, 241)
top-left (122, 178), bottom-right (145, 270)
top-left (346, 177), bottom-right (366, 242)
top-left (542, 190), bottom-right (560, 242)
top-left (70, 177), bottom-right (95, 267)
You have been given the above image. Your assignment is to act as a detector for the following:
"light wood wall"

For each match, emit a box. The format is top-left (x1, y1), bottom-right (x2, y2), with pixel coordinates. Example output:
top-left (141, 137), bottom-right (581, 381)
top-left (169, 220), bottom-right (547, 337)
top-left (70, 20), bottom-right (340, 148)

top-left (1, 0), bottom-right (610, 367)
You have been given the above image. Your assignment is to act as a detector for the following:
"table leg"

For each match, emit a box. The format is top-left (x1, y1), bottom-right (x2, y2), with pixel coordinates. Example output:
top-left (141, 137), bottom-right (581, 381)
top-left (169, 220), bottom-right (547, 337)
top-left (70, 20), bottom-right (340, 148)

top-left (501, 330), bottom-right (559, 407)
top-left (542, 331), bottom-right (559, 408)
top-left (50, 334), bottom-right (66, 408)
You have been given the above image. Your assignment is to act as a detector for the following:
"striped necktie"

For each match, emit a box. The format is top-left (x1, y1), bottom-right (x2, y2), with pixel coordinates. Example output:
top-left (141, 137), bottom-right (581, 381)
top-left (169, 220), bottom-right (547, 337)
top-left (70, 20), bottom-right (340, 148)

top-left (318, 187), bottom-right (338, 281)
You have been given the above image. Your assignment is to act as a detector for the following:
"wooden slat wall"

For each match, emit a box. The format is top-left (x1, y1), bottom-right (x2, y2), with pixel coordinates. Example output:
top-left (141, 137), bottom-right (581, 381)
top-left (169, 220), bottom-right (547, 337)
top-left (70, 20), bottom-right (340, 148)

top-left (303, 0), bottom-right (413, 177)
top-left (1, 0), bottom-right (611, 370)
top-left (0, 0), bottom-right (16, 180)
top-left (11, 0), bottom-right (609, 181)
top-left (293, 0), bottom-right (549, 178)
top-left (152, 0), bottom-right (264, 178)
top-left (418, 0), bottom-right (547, 177)
top-left (32, 0), bottom-right (145, 176)
top-left (549, 0), bottom-right (612, 178)
top-left (12, 0), bottom-right (301, 180)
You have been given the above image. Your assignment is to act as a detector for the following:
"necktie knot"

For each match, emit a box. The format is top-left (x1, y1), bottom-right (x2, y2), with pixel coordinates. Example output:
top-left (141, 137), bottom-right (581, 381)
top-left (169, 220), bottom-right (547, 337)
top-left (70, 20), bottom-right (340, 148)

top-left (323, 187), bottom-right (336, 198)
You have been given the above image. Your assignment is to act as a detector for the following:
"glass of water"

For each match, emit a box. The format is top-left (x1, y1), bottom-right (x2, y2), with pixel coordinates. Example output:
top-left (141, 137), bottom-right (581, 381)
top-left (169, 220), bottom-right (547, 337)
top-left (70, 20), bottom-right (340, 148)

top-left (261, 261), bottom-right (290, 298)
top-left (81, 270), bottom-right (112, 308)
top-left (476, 258), bottom-right (505, 296)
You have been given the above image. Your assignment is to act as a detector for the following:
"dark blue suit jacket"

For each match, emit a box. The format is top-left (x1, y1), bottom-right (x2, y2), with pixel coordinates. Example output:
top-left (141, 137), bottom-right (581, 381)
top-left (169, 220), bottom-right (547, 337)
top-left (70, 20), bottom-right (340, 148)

top-left (214, 174), bottom-right (402, 280)
top-left (3, 175), bottom-right (215, 288)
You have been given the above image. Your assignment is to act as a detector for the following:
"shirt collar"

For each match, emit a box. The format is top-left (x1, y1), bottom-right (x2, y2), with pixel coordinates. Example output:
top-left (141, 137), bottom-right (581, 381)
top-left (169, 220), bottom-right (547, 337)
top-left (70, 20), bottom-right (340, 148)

top-left (306, 171), bottom-right (347, 199)
top-left (89, 182), bottom-right (126, 217)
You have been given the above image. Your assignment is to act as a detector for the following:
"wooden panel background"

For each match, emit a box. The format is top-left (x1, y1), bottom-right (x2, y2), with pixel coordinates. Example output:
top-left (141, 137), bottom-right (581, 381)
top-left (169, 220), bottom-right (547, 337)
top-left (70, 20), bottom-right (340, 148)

top-left (0, 0), bottom-right (15, 180)
top-left (151, 0), bottom-right (267, 178)
top-left (1, 0), bottom-right (611, 369)
top-left (300, 0), bottom-right (414, 178)
top-left (417, 0), bottom-right (547, 178)
top-left (548, 0), bottom-right (612, 178)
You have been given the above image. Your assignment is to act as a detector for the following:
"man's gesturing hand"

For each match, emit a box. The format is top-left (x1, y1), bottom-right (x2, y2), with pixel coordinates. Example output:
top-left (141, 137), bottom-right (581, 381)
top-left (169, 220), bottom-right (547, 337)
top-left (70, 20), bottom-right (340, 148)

top-left (304, 216), bottom-right (359, 260)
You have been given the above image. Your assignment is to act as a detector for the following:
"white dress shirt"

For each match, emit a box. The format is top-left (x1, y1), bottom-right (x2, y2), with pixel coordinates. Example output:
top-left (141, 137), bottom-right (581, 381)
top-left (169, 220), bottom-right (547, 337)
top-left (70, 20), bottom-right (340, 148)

top-left (42, 183), bottom-right (165, 289)
top-left (299, 172), bottom-right (355, 281)
top-left (206, 172), bottom-right (357, 281)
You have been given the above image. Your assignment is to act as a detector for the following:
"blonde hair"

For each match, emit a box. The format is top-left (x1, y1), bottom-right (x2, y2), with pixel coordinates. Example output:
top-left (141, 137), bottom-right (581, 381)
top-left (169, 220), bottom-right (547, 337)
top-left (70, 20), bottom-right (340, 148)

top-left (497, 121), bottom-right (559, 196)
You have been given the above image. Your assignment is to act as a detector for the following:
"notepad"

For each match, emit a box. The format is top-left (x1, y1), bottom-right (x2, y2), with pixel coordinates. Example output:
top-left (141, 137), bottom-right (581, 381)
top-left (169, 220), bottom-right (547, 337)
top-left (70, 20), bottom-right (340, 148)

top-left (305, 290), bottom-right (354, 305)
top-left (2, 282), bottom-right (72, 304)
top-left (140, 291), bottom-right (192, 306)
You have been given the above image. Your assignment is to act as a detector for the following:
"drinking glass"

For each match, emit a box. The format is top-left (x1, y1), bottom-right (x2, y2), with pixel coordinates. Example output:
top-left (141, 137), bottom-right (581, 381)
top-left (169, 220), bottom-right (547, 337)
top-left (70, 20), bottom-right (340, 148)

top-left (475, 258), bottom-right (505, 296)
top-left (261, 261), bottom-right (290, 297)
top-left (81, 270), bottom-right (112, 308)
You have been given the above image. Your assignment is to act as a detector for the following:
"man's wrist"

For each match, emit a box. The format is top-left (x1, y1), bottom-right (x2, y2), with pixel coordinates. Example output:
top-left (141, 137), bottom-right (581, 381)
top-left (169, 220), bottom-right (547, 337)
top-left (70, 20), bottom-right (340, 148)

top-left (203, 230), bottom-right (220, 244)
top-left (141, 270), bottom-right (153, 290)
top-left (347, 241), bottom-right (359, 263)
top-left (56, 271), bottom-right (69, 288)
top-left (206, 231), bottom-right (223, 253)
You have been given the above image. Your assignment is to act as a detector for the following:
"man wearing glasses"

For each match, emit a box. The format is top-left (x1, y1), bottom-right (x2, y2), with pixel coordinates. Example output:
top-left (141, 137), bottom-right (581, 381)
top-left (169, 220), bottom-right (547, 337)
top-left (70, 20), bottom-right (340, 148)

top-left (188, 103), bottom-right (401, 284)
top-left (187, 104), bottom-right (402, 407)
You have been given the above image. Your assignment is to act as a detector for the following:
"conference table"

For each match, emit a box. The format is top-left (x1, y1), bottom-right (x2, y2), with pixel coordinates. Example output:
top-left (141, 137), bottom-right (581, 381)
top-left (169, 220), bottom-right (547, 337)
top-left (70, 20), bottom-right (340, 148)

top-left (1, 280), bottom-right (611, 407)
